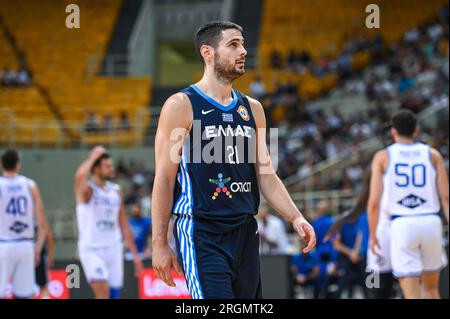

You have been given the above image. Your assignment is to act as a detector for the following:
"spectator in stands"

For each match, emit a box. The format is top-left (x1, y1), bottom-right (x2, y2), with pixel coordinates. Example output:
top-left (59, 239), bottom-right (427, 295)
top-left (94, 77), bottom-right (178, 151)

top-left (325, 134), bottom-right (346, 160)
top-left (310, 200), bottom-right (339, 298)
top-left (119, 111), bottom-right (130, 131)
top-left (343, 154), bottom-right (364, 191)
top-left (257, 204), bottom-right (291, 255)
top-left (84, 111), bottom-right (100, 132)
top-left (404, 27), bottom-right (420, 43)
top-left (291, 241), bottom-right (320, 298)
top-left (333, 214), bottom-right (368, 298)
top-left (16, 68), bottom-right (31, 86)
top-left (0, 66), bottom-right (17, 86)
top-left (115, 158), bottom-right (128, 178)
top-left (337, 50), bottom-right (352, 80)
top-left (270, 50), bottom-right (283, 69)
top-left (125, 201), bottom-right (151, 260)
top-left (299, 49), bottom-right (312, 67)
top-left (344, 73), bottom-right (366, 95)
top-left (249, 76), bottom-right (266, 100)
top-left (397, 71), bottom-right (415, 95)
top-left (287, 49), bottom-right (299, 70)
top-left (102, 112), bottom-right (115, 132)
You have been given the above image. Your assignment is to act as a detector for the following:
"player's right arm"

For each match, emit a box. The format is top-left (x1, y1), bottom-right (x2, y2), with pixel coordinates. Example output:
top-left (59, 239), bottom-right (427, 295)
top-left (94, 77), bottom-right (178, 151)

top-left (368, 150), bottom-right (387, 256)
top-left (151, 93), bottom-right (192, 287)
top-left (431, 148), bottom-right (449, 223)
top-left (74, 146), bottom-right (105, 203)
top-left (30, 181), bottom-right (49, 265)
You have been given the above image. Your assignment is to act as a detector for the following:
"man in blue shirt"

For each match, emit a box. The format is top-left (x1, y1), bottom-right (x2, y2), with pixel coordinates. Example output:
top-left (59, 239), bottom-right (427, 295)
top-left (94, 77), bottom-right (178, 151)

top-left (128, 202), bottom-right (151, 260)
top-left (311, 200), bottom-right (340, 298)
top-left (333, 214), bottom-right (368, 298)
top-left (291, 242), bottom-right (320, 298)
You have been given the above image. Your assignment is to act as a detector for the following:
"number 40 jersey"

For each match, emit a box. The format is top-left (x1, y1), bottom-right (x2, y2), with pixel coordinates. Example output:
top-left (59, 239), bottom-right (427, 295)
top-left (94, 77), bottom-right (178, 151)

top-left (383, 142), bottom-right (441, 218)
top-left (0, 175), bottom-right (35, 241)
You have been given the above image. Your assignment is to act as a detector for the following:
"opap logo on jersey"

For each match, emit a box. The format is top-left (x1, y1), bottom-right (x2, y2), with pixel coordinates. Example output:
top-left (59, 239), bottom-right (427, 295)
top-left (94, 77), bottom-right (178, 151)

top-left (208, 173), bottom-right (252, 200)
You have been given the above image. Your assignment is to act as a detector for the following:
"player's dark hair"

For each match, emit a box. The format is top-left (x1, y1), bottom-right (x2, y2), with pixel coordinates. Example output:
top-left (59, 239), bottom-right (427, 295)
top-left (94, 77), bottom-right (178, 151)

top-left (391, 109), bottom-right (417, 137)
top-left (1, 149), bottom-right (20, 171)
top-left (91, 153), bottom-right (111, 173)
top-left (195, 21), bottom-right (243, 63)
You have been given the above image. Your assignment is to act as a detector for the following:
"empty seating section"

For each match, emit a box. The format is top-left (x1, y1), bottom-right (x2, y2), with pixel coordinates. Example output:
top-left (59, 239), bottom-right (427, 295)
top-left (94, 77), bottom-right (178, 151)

top-left (0, 87), bottom-right (64, 145)
top-left (0, 29), bottom-right (18, 70)
top-left (0, 0), bottom-right (152, 146)
top-left (234, 0), bottom-right (447, 99)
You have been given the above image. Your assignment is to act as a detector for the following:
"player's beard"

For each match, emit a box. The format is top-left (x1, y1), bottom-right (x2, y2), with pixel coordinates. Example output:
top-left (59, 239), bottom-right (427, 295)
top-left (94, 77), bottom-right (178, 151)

top-left (100, 173), bottom-right (114, 181)
top-left (214, 54), bottom-right (244, 84)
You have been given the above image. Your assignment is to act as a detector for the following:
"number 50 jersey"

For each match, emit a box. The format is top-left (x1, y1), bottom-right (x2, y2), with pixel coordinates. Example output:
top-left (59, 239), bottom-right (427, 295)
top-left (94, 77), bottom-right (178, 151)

top-left (383, 142), bottom-right (441, 218)
top-left (0, 175), bottom-right (35, 241)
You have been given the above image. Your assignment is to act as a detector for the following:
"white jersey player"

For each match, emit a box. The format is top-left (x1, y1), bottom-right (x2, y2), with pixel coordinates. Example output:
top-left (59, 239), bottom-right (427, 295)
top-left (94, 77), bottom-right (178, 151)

top-left (0, 150), bottom-right (48, 298)
top-left (369, 110), bottom-right (449, 299)
top-left (74, 146), bottom-right (143, 299)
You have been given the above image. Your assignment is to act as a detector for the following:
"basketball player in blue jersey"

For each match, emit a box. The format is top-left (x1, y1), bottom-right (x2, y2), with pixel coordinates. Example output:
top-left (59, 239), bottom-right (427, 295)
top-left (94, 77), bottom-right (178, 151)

top-left (151, 21), bottom-right (316, 299)
top-left (74, 146), bottom-right (143, 299)
top-left (369, 110), bottom-right (449, 299)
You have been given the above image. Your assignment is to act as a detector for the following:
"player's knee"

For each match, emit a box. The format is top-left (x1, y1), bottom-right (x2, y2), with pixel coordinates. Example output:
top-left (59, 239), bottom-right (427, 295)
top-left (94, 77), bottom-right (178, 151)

top-left (422, 276), bottom-right (440, 291)
top-left (423, 282), bottom-right (440, 297)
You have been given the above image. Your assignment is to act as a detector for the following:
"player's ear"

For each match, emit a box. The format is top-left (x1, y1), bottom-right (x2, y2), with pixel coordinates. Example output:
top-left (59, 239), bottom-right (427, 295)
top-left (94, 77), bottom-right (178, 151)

top-left (200, 44), bottom-right (213, 63)
top-left (390, 127), bottom-right (396, 139)
top-left (413, 127), bottom-right (419, 139)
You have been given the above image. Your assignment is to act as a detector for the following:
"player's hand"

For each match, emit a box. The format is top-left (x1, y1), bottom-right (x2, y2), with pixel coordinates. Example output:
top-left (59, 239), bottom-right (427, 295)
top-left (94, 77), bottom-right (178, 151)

top-left (293, 217), bottom-right (316, 254)
top-left (332, 233), bottom-right (342, 250)
top-left (47, 254), bottom-right (55, 268)
top-left (370, 236), bottom-right (381, 258)
top-left (152, 243), bottom-right (183, 287)
top-left (324, 218), bottom-right (344, 242)
top-left (89, 145), bottom-right (106, 160)
top-left (349, 250), bottom-right (360, 264)
top-left (133, 255), bottom-right (144, 277)
top-left (34, 247), bottom-right (41, 266)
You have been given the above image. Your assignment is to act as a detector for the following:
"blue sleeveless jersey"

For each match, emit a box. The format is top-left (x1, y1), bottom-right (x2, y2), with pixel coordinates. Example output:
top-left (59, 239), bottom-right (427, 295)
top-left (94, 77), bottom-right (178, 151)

top-left (172, 84), bottom-right (260, 231)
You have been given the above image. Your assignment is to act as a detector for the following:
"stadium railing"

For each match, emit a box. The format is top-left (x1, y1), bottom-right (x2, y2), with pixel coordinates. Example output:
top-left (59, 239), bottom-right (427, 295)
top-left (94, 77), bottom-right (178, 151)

top-left (0, 107), bottom-right (152, 148)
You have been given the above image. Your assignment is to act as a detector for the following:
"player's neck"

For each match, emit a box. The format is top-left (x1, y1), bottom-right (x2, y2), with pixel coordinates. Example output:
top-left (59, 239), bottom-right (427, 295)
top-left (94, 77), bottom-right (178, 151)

top-left (2, 171), bottom-right (17, 178)
top-left (91, 175), bottom-right (106, 188)
top-left (395, 137), bottom-right (415, 145)
top-left (196, 71), bottom-right (233, 102)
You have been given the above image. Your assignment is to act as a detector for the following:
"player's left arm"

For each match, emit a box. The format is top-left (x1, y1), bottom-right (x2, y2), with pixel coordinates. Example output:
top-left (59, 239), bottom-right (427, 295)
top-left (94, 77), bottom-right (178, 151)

top-left (30, 181), bottom-right (49, 265)
top-left (248, 97), bottom-right (316, 253)
top-left (367, 150), bottom-right (386, 255)
top-left (46, 228), bottom-right (56, 268)
top-left (431, 148), bottom-right (449, 223)
top-left (118, 190), bottom-right (144, 276)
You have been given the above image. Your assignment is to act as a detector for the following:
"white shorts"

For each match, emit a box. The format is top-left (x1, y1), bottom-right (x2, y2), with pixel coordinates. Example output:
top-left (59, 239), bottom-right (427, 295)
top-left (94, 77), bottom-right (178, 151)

top-left (367, 223), bottom-right (392, 273)
top-left (0, 241), bottom-right (35, 298)
top-left (78, 244), bottom-right (124, 289)
top-left (391, 214), bottom-right (448, 278)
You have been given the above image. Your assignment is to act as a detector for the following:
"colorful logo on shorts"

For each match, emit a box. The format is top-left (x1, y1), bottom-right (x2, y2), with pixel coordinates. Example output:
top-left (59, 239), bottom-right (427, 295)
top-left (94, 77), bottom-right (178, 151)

top-left (209, 173), bottom-right (232, 200)
top-left (237, 105), bottom-right (250, 121)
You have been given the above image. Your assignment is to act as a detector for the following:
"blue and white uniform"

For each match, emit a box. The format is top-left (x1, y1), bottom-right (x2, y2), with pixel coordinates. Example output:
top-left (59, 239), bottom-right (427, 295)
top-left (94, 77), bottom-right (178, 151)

top-left (0, 175), bottom-right (36, 298)
top-left (172, 84), bottom-right (261, 299)
top-left (383, 142), bottom-right (447, 278)
top-left (76, 180), bottom-right (124, 289)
